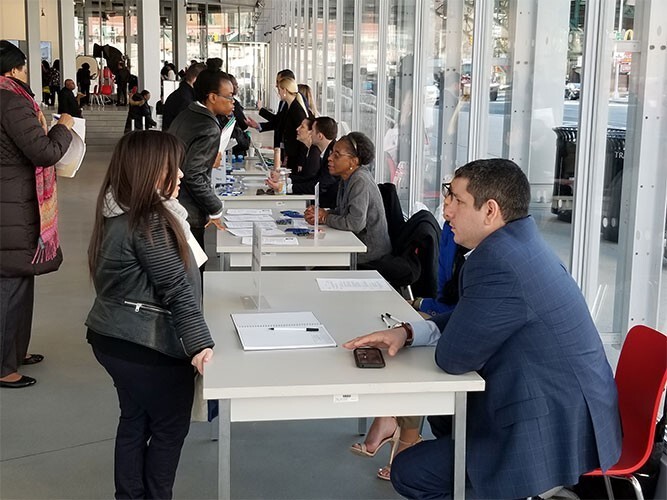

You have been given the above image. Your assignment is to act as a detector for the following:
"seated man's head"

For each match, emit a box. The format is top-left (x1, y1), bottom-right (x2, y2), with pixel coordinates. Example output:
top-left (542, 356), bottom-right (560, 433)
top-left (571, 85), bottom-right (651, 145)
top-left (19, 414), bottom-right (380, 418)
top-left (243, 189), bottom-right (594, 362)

top-left (445, 159), bottom-right (530, 249)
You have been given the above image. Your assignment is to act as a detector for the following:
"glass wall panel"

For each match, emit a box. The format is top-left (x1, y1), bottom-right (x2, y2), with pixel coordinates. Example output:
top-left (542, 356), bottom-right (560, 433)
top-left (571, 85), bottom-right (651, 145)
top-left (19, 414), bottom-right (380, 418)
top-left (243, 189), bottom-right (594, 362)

top-left (186, 6), bottom-right (205, 61)
top-left (418, 0), bottom-right (462, 214)
top-left (313, 1), bottom-right (325, 114)
top-left (340, 0), bottom-right (355, 129)
top-left (325, 0), bottom-right (337, 116)
top-left (661, 209), bottom-right (667, 332)
top-left (384, 0), bottom-right (416, 208)
top-left (358, 0), bottom-right (379, 145)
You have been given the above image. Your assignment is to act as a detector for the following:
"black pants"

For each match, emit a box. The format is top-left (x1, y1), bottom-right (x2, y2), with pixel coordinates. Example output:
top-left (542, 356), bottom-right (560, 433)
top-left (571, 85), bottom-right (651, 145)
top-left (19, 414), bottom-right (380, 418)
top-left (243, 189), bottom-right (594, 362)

top-left (92, 347), bottom-right (195, 499)
top-left (117, 85), bottom-right (128, 105)
top-left (0, 276), bottom-right (34, 377)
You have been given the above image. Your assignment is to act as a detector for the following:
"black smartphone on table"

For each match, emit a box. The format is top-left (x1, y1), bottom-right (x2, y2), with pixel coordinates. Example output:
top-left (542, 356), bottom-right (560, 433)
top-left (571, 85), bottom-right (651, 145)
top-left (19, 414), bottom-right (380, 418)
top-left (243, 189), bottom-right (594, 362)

top-left (353, 347), bottom-right (385, 368)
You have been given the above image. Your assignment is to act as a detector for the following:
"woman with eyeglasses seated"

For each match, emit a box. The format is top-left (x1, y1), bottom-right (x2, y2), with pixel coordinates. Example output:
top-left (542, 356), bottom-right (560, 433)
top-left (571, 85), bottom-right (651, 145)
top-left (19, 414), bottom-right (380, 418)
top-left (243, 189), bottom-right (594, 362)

top-left (304, 132), bottom-right (391, 265)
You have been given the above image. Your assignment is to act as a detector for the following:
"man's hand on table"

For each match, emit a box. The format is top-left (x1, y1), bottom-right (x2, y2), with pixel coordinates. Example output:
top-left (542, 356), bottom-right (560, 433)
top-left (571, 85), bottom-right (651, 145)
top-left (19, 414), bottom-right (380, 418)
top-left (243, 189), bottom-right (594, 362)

top-left (342, 327), bottom-right (408, 357)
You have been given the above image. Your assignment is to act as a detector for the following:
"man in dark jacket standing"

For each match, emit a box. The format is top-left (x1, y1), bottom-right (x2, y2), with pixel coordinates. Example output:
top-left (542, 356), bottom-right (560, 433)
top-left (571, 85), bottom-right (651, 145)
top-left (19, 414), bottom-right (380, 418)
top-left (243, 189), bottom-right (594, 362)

top-left (168, 70), bottom-right (235, 265)
top-left (163, 62), bottom-right (205, 131)
top-left (57, 79), bottom-right (82, 118)
top-left (115, 61), bottom-right (130, 106)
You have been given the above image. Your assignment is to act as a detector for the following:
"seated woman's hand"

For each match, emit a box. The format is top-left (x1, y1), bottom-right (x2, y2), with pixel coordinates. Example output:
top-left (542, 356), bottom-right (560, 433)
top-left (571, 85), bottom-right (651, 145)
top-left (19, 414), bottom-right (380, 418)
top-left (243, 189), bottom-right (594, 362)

top-left (265, 176), bottom-right (280, 191)
top-left (343, 328), bottom-right (408, 357)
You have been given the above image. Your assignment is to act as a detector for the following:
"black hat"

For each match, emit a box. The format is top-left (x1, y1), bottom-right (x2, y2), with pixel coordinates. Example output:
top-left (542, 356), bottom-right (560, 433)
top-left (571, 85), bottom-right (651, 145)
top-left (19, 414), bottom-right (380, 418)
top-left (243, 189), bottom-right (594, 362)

top-left (0, 40), bottom-right (27, 75)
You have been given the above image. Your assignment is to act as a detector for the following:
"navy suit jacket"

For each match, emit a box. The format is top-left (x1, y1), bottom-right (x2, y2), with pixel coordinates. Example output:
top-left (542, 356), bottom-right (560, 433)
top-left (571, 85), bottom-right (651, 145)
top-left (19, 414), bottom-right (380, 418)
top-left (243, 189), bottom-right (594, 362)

top-left (431, 216), bottom-right (621, 498)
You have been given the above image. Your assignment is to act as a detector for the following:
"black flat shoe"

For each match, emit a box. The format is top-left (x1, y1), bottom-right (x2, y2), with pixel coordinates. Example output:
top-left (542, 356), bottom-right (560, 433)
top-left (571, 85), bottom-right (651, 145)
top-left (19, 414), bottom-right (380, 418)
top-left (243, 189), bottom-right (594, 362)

top-left (0, 375), bottom-right (37, 388)
top-left (22, 354), bottom-right (44, 365)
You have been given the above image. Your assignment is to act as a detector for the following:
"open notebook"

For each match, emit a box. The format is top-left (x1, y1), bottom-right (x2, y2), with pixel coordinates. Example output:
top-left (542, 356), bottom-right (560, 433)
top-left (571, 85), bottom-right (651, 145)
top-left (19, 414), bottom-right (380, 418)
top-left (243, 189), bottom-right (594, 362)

top-left (230, 311), bottom-right (336, 351)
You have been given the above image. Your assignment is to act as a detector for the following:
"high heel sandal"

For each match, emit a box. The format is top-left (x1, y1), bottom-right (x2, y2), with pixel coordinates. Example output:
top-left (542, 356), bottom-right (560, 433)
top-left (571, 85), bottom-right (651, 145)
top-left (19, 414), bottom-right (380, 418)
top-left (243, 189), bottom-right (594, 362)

top-left (349, 419), bottom-right (400, 458)
top-left (377, 435), bottom-right (423, 481)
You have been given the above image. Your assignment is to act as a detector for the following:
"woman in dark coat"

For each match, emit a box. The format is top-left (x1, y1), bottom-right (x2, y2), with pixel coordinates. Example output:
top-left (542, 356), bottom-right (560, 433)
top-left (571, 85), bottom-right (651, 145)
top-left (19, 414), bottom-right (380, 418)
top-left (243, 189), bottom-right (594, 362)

top-left (0, 40), bottom-right (74, 388)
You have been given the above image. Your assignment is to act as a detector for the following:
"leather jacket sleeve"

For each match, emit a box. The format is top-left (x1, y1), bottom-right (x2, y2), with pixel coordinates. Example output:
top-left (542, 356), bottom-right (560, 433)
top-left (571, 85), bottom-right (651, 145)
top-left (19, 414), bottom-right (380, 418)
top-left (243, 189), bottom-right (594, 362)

top-left (134, 216), bottom-right (214, 357)
top-left (181, 133), bottom-right (223, 216)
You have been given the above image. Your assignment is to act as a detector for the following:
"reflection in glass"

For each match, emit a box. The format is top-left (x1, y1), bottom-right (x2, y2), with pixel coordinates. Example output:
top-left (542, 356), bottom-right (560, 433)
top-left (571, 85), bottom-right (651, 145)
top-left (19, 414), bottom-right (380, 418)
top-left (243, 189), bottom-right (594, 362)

top-left (383, 0), bottom-right (416, 209)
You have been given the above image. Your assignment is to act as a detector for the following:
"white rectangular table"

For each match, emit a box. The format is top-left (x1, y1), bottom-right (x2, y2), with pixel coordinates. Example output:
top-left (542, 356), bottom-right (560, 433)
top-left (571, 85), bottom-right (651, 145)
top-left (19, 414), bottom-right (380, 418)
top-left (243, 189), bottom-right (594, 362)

top-left (217, 209), bottom-right (367, 270)
top-left (203, 270), bottom-right (485, 500)
top-left (220, 192), bottom-right (314, 210)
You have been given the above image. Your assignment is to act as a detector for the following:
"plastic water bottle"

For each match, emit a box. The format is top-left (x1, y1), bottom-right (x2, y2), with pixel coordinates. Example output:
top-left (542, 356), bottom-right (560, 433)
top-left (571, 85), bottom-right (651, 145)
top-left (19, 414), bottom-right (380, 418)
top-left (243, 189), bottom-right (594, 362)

top-left (278, 168), bottom-right (287, 195)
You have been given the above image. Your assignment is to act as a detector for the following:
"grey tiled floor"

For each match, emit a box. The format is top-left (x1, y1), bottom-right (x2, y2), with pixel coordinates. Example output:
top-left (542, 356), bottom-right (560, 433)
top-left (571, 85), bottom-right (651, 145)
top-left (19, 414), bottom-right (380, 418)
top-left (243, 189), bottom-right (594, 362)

top-left (0, 150), bottom-right (405, 500)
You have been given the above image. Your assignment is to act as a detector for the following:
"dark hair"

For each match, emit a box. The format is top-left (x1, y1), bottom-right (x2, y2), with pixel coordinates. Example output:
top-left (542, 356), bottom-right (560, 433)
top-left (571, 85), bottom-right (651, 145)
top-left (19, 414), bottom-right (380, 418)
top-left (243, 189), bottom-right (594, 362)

top-left (277, 69), bottom-right (295, 80)
top-left (53, 59), bottom-right (60, 71)
top-left (82, 62), bottom-right (90, 69)
top-left (41, 60), bottom-right (50, 70)
top-left (313, 116), bottom-right (337, 140)
top-left (194, 69), bottom-right (231, 103)
top-left (454, 158), bottom-right (531, 222)
top-left (303, 116), bottom-right (315, 130)
top-left (185, 62), bottom-right (206, 83)
top-left (340, 132), bottom-right (374, 165)
top-left (205, 57), bottom-right (223, 72)
top-left (0, 40), bottom-right (26, 74)
top-left (88, 131), bottom-right (189, 275)
top-left (140, 89), bottom-right (150, 97)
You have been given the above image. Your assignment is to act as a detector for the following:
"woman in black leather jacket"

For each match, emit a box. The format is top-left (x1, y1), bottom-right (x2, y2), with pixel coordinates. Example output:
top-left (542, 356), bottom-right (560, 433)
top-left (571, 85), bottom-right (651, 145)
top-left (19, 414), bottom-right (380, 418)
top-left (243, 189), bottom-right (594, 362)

top-left (86, 130), bottom-right (214, 499)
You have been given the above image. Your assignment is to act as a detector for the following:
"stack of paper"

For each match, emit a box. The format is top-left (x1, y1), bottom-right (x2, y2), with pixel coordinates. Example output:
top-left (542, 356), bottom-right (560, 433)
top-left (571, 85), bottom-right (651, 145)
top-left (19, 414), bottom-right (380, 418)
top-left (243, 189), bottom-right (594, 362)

top-left (231, 311), bottom-right (336, 350)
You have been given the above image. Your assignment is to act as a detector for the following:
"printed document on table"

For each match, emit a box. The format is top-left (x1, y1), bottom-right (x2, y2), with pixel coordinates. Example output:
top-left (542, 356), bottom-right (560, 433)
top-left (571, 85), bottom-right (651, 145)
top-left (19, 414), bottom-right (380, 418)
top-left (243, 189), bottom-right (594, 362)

top-left (224, 214), bottom-right (275, 222)
top-left (224, 221), bottom-right (277, 229)
top-left (241, 236), bottom-right (299, 246)
top-left (226, 208), bottom-right (273, 215)
top-left (316, 278), bottom-right (393, 292)
top-left (227, 228), bottom-right (286, 237)
top-left (231, 311), bottom-right (336, 350)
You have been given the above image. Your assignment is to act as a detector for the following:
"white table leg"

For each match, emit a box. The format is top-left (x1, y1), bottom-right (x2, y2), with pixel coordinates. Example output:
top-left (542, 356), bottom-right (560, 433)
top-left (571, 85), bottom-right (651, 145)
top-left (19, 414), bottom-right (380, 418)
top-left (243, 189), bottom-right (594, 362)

top-left (218, 399), bottom-right (231, 500)
top-left (453, 392), bottom-right (467, 500)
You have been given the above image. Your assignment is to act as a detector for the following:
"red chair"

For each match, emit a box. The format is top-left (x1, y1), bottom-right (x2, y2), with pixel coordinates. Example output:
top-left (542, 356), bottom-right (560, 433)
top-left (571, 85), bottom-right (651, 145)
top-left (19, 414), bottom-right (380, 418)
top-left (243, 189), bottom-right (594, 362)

top-left (585, 325), bottom-right (667, 500)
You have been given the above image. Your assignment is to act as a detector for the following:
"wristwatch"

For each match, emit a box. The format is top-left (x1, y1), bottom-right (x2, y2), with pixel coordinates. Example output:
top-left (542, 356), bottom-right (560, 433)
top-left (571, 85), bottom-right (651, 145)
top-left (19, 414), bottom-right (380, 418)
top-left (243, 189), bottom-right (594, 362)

top-left (400, 322), bottom-right (414, 347)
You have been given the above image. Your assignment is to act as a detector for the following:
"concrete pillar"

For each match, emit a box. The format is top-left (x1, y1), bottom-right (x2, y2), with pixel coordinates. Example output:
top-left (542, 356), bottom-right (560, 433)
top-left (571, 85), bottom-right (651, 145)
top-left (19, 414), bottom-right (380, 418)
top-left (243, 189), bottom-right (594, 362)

top-left (137, 0), bottom-right (161, 109)
top-left (58, 0), bottom-right (76, 86)
top-left (25, 0), bottom-right (42, 102)
top-left (173, 0), bottom-right (187, 71)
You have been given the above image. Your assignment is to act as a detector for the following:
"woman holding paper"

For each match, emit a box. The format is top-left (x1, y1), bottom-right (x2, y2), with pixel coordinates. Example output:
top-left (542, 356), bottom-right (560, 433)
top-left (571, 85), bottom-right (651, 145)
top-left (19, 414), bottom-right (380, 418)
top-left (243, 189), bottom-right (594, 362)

top-left (0, 40), bottom-right (73, 388)
top-left (305, 132), bottom-right (391, 264)
top-left (86, 130), bottom-right (214, 499)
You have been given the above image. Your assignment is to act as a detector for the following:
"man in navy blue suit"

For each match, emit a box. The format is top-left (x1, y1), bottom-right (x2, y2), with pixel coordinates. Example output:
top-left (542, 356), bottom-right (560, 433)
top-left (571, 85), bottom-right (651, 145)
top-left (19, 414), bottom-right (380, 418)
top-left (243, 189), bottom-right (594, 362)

top-left (344, 159), bottom-right (622, 499)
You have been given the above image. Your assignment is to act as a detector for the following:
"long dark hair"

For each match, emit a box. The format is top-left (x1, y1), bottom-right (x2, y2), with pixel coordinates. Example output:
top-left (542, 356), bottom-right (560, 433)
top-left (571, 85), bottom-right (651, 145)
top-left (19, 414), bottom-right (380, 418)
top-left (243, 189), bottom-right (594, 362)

top-left (88, 130), bottom-right (189, 275)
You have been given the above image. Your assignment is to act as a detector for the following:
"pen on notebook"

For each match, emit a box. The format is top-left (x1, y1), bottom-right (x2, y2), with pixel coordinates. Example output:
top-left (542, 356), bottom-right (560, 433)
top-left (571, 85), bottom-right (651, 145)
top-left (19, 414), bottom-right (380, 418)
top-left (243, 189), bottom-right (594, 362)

top-left (269, 327), bottom-right (320, 332)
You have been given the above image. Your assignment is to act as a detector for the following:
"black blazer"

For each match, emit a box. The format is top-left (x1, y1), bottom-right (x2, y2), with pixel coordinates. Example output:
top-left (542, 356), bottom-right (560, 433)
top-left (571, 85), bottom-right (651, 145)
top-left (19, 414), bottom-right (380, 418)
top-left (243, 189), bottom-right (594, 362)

top-left (163, 81), bottom-right (195, 132)
top-left (258, 101), bottom-right (287, 148)
top-left (57, 88), bottom-right (82, 118)
top-left (292, 140), bottom-right (338, 209)
top-left (290, 144), bottom-right (321, 190)
top-left (281, 100), bottom-right (309, 172)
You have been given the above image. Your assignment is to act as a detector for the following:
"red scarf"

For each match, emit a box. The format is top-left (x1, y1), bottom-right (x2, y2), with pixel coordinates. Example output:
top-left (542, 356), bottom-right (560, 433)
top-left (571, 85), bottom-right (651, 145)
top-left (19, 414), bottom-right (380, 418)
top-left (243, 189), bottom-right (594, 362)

top-left (0, 76), bottom-right (60, 264)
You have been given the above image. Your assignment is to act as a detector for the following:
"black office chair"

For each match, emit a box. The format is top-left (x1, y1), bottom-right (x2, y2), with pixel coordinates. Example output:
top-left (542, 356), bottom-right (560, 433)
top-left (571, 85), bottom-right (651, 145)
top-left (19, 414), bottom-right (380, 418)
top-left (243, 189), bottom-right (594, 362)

top-left (366, 207), bottom-right (441, 298)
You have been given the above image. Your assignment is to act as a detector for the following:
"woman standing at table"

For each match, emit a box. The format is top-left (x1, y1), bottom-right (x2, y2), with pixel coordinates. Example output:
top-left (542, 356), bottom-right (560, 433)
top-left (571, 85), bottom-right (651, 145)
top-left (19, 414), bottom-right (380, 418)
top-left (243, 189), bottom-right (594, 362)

top-left (305, 132), bottom-right (391, 265)
top-left (276, 76), bottom-right (310, 173)
top-left (86, 130), bottom-right (214, 499)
